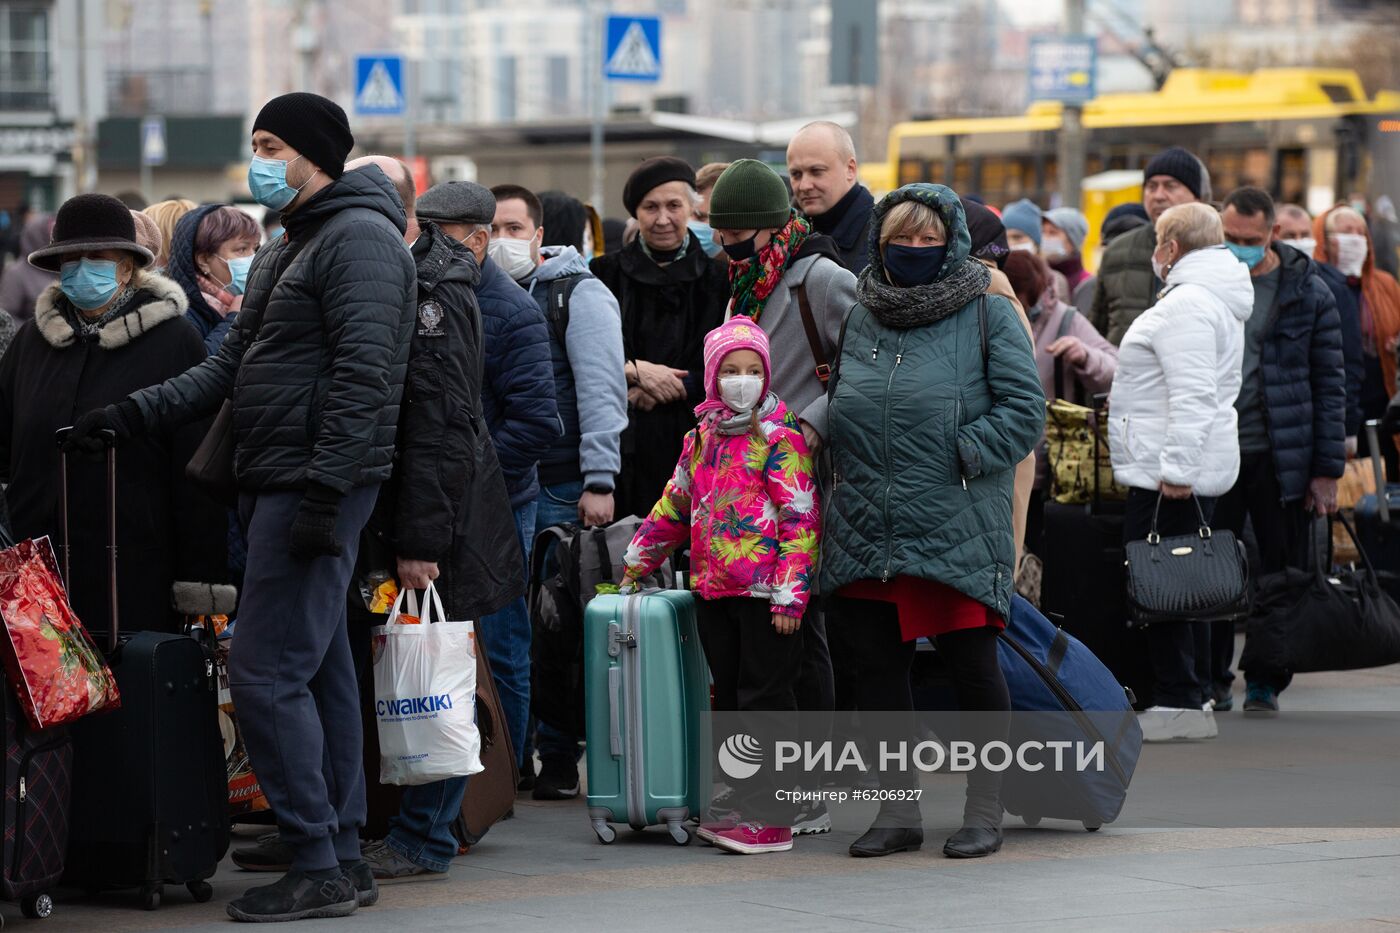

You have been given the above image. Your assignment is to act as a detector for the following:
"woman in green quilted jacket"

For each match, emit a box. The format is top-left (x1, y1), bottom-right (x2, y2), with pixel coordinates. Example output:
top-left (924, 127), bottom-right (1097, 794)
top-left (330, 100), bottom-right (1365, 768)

top-left (822, 184), bottom-right (1045, 860)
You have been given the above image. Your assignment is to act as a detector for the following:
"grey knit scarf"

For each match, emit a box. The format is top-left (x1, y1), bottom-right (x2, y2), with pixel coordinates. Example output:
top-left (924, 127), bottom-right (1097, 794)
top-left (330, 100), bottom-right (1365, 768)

top-left (856, 257), bottom-right (991, 329)
top-left (711, 392), bottom-right (780, 436)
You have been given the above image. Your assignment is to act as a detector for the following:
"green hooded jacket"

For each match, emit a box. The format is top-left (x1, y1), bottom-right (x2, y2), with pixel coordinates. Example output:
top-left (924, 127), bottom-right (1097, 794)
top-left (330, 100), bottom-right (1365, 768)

top-left (820, 184), bottom-right (1045, 619)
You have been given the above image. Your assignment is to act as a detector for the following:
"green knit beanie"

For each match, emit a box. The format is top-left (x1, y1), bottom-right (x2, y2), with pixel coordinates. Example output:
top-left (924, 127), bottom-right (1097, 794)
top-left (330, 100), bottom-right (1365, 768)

top-left (709, 159), bottom-right (791, 230)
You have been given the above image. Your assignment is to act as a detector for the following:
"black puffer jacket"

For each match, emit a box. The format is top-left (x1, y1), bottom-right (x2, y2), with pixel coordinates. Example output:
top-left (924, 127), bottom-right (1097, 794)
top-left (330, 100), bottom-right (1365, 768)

top-left (130, 167), bottom-right (417, 494)
top-left (364, 222), bottom-right (524, 619)
top-left (1253, 243), bottom-right (1346, 502)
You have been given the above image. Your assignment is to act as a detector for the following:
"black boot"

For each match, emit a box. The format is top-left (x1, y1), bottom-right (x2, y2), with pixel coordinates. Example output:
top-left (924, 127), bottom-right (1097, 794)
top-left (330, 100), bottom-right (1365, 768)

top-left (942, 783), bottom-right (1003, 859)
top-left (850, 825), bottom-right (924, 858)
top-left (849, 801), bottom-right (922, 858)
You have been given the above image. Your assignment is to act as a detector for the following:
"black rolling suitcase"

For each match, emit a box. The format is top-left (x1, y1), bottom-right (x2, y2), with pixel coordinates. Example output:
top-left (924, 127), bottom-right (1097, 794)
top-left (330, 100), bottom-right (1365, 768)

top-left (1040, 396), bottom-right (1154, 709)
top-left (56, 433), bottom-right (229, 910)
top-left (1355, 419), bottom-right (1400, 598)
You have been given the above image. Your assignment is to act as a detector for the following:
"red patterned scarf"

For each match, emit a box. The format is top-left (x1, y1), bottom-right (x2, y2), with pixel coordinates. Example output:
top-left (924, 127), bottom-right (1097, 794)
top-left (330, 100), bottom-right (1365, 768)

top-left (728, 211), bottom-right (811, 322)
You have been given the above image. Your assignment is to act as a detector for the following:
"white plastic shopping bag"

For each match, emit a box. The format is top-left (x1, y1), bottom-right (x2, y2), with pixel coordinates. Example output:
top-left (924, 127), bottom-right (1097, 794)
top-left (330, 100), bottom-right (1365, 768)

top-left (372, 583), bottom-right (483, 785)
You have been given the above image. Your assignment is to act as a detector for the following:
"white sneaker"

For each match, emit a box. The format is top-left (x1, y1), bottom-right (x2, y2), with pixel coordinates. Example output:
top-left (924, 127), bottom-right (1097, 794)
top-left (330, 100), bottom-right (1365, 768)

top-left (1139, 706), bottom-right (1218, 742)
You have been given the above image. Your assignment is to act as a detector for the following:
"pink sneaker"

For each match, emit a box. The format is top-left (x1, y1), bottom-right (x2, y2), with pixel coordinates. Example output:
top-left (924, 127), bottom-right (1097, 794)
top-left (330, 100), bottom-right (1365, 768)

top-left (711, 822), bottom-right (793, 854)
top-left (696, 818), bottom-right (739, 846)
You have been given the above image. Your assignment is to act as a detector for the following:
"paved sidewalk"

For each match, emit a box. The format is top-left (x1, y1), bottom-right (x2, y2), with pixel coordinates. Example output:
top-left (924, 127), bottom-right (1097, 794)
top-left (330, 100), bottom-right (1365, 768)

top-left (37, 658), bottom-right (1400, 932)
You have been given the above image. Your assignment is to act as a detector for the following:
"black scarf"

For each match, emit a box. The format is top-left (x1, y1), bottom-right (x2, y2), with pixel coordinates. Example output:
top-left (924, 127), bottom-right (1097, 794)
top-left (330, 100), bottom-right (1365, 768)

top-left (855, 258), bottom-right (991, 329)
top-left (810, 183), bottom-right (863, 235)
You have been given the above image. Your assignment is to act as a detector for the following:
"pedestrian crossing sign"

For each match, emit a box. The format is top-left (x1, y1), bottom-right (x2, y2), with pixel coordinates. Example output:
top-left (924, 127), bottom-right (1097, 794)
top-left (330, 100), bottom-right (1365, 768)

top-left (354, 55), bottom-right (406, 116)
top-left (604, 15), bottom-right (661, 83)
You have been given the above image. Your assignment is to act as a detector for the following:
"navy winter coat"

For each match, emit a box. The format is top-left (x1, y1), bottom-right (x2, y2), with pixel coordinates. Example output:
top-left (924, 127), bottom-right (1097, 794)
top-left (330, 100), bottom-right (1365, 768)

top-left (1254, 243), bottom-right (1347, 502)
top-left (1312, 260), bottom-right (1365, 436)
top-left (475, 256), bottom-right (559, 509)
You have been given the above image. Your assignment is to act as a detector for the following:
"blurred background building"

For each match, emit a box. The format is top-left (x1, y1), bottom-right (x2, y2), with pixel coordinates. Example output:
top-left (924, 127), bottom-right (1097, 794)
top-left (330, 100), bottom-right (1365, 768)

top-left (0, 0), bottom-right (1397, 218)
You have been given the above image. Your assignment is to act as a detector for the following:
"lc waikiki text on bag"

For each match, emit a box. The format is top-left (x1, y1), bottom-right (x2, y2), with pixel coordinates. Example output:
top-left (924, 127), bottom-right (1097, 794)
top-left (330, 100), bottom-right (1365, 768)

top-left (372, 583), bottom-right (483, 786)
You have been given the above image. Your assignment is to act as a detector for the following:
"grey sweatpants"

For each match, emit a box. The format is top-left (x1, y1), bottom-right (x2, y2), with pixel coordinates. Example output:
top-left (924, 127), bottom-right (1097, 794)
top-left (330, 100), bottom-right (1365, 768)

top-left (230, 485), bottom-right (379, 872)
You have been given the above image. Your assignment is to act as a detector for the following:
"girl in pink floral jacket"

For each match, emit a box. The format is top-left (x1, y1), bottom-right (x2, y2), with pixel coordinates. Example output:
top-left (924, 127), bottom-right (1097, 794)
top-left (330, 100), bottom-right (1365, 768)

top-left (621, 317), bottom-right (820, 855)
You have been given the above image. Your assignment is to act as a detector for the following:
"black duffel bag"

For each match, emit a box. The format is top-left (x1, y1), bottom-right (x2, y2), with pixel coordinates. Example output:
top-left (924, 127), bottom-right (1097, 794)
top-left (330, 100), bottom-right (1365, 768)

top-left (1125, 494), bottom-right (1250, 626)
top-left (1239, 515), bottom-right (1400, 675)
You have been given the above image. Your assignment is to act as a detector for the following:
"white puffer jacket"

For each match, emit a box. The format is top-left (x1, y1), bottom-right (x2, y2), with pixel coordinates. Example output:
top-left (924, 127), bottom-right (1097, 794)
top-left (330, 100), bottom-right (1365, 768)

top-left (1107, 245), bottom-right (1254, 497)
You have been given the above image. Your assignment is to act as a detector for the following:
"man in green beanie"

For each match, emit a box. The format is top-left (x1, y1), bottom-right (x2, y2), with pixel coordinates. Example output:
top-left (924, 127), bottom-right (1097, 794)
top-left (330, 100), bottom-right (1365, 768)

top-left (708, 158), bottom-right (858, 836)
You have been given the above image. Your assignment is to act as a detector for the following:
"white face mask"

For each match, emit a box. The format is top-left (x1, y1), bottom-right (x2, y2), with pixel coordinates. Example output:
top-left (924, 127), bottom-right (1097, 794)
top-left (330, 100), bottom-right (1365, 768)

top-left (1041, 236), bottom-right (1069, 261)
top-left (1280, 237), bottom-right (1317, 257)
top-left (718, 375), bottom-right (764, 413)
top-left (1151, 240), bottom-right (1179, 283)
top-left (1332, 232), bottom-right (1369, 277)
top-left (1010, 241), bottom-right (1037, 254)
top-left (488, 235), bottom-right (537, 281)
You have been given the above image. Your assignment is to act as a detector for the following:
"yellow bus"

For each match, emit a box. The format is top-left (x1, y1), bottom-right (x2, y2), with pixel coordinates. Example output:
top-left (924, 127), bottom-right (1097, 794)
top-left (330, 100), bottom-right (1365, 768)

top-left (882, 68), bottom-right (1400, 212)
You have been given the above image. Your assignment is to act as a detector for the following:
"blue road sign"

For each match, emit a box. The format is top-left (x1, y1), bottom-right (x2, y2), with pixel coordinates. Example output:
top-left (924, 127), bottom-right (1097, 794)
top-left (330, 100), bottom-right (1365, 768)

top-left (355, 55), bottom-right (406, 116)
top-left (604, 15), bottom-right (661, 82)
top-left (1028, 36), bottom-right (1097, 105)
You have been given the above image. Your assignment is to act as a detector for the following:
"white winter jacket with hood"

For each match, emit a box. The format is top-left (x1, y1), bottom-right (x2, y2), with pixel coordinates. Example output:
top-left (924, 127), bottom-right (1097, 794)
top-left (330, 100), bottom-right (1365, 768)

top-left (1107, 244), bottom-right (1254, 497)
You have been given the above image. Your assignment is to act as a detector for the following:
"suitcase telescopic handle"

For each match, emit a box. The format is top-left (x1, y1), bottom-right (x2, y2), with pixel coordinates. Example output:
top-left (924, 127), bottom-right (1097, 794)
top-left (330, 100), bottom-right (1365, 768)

top-left (1364, 419), bottom-right (1390, 525)
top-left (55, 427), bottom-right (119, 651)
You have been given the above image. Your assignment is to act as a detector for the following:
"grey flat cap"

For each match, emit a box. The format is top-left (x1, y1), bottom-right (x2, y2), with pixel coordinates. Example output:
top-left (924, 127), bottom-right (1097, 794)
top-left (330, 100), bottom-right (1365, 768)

top-left (417, 181), bottom-right (496, 225)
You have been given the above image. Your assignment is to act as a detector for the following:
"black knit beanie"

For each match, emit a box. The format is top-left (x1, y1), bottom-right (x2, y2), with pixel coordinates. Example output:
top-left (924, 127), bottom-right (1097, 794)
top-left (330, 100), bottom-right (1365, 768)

top-left (252, 92), bottom-right (354, 180)
top-left (623, 157), bottom-right (696, 217)
top-left (1143, 147), bottom-right (1203, 200)
top-left (961, 196), bottom-right (1010, 270)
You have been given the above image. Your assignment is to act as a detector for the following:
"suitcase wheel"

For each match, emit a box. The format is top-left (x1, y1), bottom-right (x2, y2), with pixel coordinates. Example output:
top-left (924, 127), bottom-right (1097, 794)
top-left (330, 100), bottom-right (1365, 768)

top-left (591, 820), bottom-right (617, 845)
top-left (20, 892), bottom-right (53, 920)
top-left (188, 881), bottom-right (214, 903)
top-left (1083, 823), bottom-right (1102, 832)
top-left (141, 885), bottom-right (162, 911)
top-left (1021, 814), bottom-right (1042, 827)
top-left (666, 821), bottom-right (692, 846)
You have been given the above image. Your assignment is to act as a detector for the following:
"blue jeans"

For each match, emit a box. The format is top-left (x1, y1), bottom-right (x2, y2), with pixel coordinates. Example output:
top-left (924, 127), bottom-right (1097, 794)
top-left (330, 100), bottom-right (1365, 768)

top-left (477, 499), bottom-right (537, 768)
top-left (386, 776), bottom-right (468, 872)
top-left (532, 480), bottom-right (587, 763)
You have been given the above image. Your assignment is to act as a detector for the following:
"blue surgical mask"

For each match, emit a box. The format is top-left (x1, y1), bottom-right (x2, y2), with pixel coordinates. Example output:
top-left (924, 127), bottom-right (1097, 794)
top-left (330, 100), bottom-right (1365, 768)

top-left (248, 154), bottom-right (308, 211)
top-left (1226, 241), bottom-right (1267, 270)
top-left (60, 258), bottom-right (121, 311)
top-left (882, 243), bottom-right (947, 287)
top-left (689, 221), bottom-right (721, 258)
top-left (225, 254), bottom-right (254, 295)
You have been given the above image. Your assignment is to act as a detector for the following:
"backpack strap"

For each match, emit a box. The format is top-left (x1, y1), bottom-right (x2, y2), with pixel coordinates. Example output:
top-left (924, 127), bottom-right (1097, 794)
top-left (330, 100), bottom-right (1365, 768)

top-left (794, 283), bottom-right (831, 385)
top-left (824, 303), bottom-right (855, 404)
top-left (544, 272), bottom-right (589, 348)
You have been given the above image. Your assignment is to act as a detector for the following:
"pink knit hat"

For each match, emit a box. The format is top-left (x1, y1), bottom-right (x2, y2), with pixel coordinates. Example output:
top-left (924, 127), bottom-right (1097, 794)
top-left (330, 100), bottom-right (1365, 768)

top-left (694, 317), bottom-right (771, 419)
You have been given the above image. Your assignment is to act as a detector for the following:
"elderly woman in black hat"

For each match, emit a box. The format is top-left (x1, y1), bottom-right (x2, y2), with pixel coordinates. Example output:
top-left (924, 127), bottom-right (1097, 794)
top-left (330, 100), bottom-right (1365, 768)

top-left (0, 193), bottom-right (231, 632)
top-left (590, 157), bottom-right (729, 515)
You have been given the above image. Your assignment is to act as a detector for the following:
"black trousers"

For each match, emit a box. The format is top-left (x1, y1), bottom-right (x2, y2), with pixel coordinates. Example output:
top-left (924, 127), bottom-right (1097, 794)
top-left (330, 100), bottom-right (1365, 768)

top-left (697, 596), bottom-right (804, 821)
top-left (1123, 487), bottom-right (1217, 709)
top-left (1211, 452), bottom-right (1309, 693)
top-left (829, 596), bottom-right (1009, 812)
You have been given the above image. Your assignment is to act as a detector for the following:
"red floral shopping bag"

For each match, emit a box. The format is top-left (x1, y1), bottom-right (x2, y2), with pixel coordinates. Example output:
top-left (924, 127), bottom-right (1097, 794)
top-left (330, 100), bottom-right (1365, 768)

top-left (0, 536), bottom-right (120, 730)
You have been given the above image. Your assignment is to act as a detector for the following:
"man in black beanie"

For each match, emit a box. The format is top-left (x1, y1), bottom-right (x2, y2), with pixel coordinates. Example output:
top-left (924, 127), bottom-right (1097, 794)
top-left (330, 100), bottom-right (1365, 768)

top-left (66, 92), bottom-right (417, 922)
top-left (1090, 145), bottom-right (1210, 345)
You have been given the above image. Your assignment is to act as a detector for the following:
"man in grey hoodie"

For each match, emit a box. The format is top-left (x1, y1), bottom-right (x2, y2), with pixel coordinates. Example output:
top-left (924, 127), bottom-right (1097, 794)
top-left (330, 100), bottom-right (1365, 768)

top-left (491, 185), bottom-right (628, 799)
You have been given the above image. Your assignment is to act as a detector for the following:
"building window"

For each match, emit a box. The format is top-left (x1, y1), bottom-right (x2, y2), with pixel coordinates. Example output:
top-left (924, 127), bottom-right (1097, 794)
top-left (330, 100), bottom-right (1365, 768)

top-left (0, 4), bottom-right (51, 112)
top-left (496, 55), bottom-right (516, 122)
top-left (546, 56), bottom-right (569, 116)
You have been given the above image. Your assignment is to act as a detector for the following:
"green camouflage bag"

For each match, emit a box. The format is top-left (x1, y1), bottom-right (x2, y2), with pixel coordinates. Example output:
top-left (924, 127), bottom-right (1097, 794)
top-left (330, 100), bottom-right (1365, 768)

top-left (1045, 398), bottom-right (1126, 505)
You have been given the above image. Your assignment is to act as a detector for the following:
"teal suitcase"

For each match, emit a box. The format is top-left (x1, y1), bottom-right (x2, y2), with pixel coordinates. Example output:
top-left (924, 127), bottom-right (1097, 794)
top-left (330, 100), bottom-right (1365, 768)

top-left (584, 591), bottom-right (710, 845)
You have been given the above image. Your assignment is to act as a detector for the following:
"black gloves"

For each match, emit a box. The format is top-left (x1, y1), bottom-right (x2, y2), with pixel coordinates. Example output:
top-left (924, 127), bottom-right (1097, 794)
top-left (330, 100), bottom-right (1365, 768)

top-left (63, 399), bottom-right (142, 455)
top-left (289, 481), bottom-right (344, 560)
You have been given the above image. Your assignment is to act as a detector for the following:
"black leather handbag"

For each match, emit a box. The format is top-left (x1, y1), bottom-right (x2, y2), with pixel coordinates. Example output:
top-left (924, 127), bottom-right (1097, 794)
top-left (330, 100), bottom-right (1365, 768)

top-left (1124, 494), bottom-right (1250, 626)
top-left (1239, 515), bottom-right (1400, 674)
top-left (185, 400), bottom-right (236, 507)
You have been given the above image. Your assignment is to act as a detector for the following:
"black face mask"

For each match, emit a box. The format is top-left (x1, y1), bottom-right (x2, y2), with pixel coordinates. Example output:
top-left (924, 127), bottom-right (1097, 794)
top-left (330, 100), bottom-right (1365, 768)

top-left (882, 243), bottom-right (947, 287)
top-left (722, 232), bottom-right (760, 262)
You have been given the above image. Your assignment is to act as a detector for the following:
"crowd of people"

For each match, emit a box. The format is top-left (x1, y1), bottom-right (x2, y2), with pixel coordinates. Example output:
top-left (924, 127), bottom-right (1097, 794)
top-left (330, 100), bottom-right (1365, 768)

top-left (0, 89), bottom-right (1398, 920)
